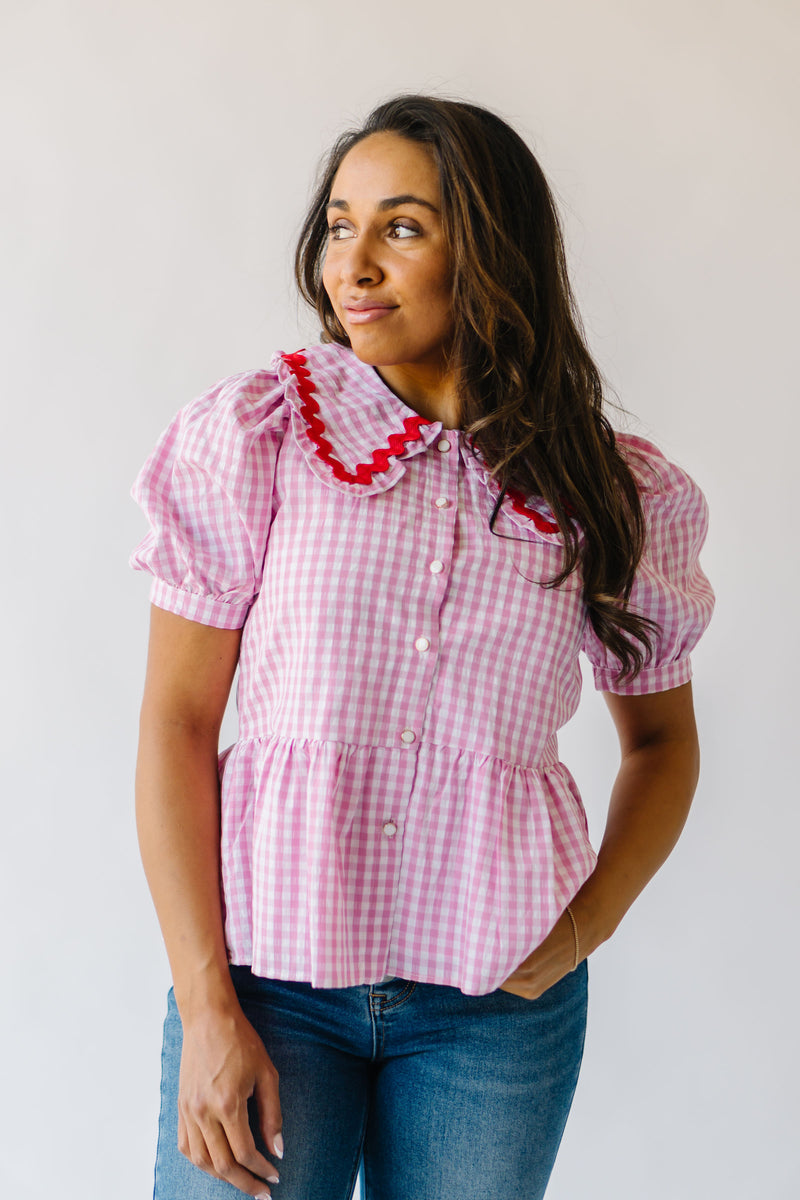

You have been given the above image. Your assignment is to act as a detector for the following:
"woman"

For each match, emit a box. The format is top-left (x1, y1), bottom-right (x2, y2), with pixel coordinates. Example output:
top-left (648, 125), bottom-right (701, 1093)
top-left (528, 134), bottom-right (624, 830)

top-left (132, 95), bottom-right (713, 1200)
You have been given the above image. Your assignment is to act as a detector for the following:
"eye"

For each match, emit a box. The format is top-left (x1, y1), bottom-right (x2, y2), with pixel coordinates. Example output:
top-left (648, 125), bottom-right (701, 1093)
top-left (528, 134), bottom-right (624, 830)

top-left (328, 221), bottom-right (355, 241)
top-left (389, 221), bottom-right (420, 239)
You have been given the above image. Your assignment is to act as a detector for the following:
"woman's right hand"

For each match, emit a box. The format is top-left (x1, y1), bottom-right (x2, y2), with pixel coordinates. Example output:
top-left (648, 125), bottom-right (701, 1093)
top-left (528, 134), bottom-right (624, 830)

top-left (135, 609), bottom-right (283, 1196)
top-left (178, 1001), bottom-right (284, 1197)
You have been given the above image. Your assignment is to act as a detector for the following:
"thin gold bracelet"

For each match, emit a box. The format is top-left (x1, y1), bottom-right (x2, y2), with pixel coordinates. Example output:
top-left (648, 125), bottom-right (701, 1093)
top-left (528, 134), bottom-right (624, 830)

top-left (565, 904), bottom-right (580, 971)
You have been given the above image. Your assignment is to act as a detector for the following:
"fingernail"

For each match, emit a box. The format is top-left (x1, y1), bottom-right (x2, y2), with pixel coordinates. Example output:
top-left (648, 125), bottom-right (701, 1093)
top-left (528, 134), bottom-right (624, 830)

top-left (255, 1192), bottom-right (271, 1199)
top-left (267, 1173), bottom-right (280, 1184)
top-left (273, 1132), bottom-right (284, 1159)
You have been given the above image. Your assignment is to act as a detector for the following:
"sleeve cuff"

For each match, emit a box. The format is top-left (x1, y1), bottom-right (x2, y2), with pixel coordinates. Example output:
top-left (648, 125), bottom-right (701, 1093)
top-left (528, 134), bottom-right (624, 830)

top-left (592, 655), bottom-right (693, 696)
top-left (149, 578), bottom-right (250, 630)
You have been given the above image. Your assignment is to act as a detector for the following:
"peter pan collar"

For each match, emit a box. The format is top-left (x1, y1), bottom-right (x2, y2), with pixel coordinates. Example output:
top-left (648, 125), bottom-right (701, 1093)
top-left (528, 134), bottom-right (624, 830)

top-left (458, 447), bottom-right (565, 541)
top-left (274, 343), bottom-right (443, 498)
top-left (274, 342), bottom-right (565, 542)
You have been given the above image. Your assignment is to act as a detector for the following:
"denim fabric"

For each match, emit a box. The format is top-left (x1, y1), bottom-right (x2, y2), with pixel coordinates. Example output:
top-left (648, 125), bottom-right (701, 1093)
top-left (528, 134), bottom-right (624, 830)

top-left (154, 963), bottom-right (588, 1200)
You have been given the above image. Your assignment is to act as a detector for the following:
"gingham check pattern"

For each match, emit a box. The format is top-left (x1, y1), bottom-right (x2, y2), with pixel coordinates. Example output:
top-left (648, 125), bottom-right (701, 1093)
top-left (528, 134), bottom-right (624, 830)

top-left (131, 342), bottom-right (713, 995)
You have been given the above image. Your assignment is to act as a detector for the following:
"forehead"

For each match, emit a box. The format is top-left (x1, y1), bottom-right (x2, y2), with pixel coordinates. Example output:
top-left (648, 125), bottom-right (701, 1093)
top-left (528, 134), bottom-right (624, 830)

top-left (330, 132), bottom-right (440, 202)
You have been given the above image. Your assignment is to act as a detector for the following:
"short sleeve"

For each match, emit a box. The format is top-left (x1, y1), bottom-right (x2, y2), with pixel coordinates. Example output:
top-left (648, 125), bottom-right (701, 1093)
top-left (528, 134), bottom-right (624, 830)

top-left (582, 435), bottom-right (715, 695)
top-left (130, 369), bottom-right (289, 629)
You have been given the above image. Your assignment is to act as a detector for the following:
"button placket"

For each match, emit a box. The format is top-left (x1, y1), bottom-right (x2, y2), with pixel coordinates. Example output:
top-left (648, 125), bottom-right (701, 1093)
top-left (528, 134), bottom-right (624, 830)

top-left (388, 432), bottom-right (460, 928)
top-left (396, 430), bottom-right (459, 750)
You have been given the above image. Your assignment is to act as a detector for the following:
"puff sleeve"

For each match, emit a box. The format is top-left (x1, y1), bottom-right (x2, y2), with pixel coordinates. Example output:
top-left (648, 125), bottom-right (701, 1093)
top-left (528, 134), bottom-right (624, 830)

top-left (130, 369), bottom-right (290, 629)
top-left (582, 435), bottom-right (714, 695)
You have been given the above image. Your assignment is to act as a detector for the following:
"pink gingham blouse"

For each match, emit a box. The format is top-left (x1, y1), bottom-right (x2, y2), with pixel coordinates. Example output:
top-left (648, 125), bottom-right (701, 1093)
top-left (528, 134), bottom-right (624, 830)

top-left (131, 341), bottom-right (713, 995)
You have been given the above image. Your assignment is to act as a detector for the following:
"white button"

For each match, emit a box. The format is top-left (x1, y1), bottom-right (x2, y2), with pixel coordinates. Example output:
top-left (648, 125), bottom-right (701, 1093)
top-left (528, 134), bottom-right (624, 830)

top-left (436, 438), bottom-right (451, 452)
top-left (382, 821), bottom-right (398, 838)
top-left (414, 637), bottom-right (430, 652)
top-left (400, 729), bottom-right (416, 744)
top-left (434, 496), bottom-right (451, 509)
top-left (429, 560), bottom-right (444, 574)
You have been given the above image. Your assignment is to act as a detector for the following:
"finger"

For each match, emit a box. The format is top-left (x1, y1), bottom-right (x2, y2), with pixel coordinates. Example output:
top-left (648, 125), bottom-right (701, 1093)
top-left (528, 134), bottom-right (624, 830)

top-left (204, 1118), bottom-right (278, 1197)
top-left (180, 1112), bottom-right (217, 1178)
top-left (225, 1109), bottom-right (281, 1185)
top-left (177, 1109), bottom-right (189, 1160)
top-left (181, 1103), bottom-right (278, 1197)
top-left (501, 978), bottom-right (550, 999)
top-left (499, 978), bottom-right (538, 999)
top-left (499, 965), bottom-right (557, 1000)
top-left (254, 1062), bottom-right (284, 1160)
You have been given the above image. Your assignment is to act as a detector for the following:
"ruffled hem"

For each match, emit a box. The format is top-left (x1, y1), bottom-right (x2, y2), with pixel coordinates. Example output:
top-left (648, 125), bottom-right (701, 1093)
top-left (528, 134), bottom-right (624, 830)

top-left (217, 732), bottom-right (597, 995)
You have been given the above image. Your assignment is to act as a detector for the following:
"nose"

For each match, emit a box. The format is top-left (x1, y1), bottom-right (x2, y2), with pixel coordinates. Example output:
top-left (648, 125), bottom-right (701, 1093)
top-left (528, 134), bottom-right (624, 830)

top-left (340, 236), bottom-right (383, 286)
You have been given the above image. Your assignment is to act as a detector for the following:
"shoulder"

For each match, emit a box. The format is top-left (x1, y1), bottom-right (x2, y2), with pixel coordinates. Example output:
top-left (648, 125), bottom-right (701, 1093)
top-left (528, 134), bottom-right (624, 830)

top-left (616, 433), bottom-right (708, 527)
top-left (613, 433), bottom-right (711, 582)
top-left (171, 364), bottom-right (291, 462)
top-left (161, 341), bottom-right (387, 486)
top-left (169, 342), bottom-right (356, 439)
top-left (183, 343), bottom-right (370, 445)
top-left (615, 433), bottom-right (694, 495)
top-left (133, 360), bottom-right (305, 508)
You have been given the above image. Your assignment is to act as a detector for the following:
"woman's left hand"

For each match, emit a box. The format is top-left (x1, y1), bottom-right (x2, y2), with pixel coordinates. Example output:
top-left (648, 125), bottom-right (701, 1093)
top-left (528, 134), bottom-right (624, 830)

top-left (500, 683), bottom-right (702, 1002)
top-left (498, 910), bottom-right (580, 1000)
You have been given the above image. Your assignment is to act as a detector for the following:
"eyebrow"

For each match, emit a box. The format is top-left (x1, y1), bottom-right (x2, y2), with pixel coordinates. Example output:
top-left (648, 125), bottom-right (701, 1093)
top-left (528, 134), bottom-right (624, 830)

top-left (326, 194), bottom-right (440, 214)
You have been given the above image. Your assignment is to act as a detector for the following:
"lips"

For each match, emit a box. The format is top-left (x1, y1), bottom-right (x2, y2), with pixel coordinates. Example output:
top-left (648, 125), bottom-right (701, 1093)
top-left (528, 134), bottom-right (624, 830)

top-left (343, 299), bottom-right (398, 325)
top-left (344, 297), bottom-right (395, 311)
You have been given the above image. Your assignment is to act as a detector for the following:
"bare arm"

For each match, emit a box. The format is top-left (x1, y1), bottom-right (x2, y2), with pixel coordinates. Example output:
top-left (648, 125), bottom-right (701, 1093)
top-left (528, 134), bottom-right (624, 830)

top-left (500, 681), bottom-right (700, 998)
top-left (136, 605), bottom-right (282, 1197)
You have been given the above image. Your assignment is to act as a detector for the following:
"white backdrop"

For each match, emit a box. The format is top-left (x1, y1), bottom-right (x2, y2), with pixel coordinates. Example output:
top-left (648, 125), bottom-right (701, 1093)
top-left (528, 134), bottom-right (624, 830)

top-left (2, 2), bottom-right (797, 1197)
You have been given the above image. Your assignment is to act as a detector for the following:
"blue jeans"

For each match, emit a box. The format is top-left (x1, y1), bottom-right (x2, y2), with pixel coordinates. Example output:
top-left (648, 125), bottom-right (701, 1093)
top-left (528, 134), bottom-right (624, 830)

top-left (154, 963), bottom-right (588, 1200)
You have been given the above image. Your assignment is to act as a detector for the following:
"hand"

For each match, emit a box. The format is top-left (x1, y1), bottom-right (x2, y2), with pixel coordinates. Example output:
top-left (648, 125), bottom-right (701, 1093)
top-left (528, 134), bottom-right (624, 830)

top-left (178, 1003), bottom-right (284, 1198)
top-left (499, 910), bottom-right (580, 1000)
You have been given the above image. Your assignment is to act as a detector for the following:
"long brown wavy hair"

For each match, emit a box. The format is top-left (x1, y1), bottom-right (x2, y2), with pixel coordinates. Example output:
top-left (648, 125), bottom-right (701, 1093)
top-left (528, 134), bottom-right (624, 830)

top-left (295, 95), bottom-right (658, 680)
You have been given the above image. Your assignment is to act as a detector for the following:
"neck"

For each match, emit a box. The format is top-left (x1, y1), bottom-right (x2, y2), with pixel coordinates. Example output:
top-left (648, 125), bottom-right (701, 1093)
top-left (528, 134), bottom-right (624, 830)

top-left (375, 363), bottom-right (461, 429)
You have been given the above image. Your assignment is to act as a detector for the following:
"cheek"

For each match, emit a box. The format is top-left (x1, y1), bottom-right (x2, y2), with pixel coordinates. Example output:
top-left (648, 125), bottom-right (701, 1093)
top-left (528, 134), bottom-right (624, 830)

top-left (321, 247), bottom-right (341, 300)
top-left (427, 258), bottom-right (453, 310)
top-left (429, 273), bottom-right (454, 328)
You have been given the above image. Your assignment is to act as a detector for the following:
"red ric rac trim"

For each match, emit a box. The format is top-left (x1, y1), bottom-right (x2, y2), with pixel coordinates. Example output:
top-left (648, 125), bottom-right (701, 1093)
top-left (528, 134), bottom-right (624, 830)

top-left (506, 487), bottom-right (561, 535)
top-left (282, 352), bottom-right (432, 485)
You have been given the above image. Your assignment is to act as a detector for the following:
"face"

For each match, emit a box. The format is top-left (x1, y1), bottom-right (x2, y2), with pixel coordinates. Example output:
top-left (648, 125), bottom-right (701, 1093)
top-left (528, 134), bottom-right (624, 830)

top-left (322, 132), bottom-right (454, 388)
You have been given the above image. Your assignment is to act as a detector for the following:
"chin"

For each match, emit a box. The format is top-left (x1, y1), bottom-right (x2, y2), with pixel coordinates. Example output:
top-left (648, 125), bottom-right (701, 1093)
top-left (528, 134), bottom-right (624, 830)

top-left (344, 334), bottom-right (400, 368)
